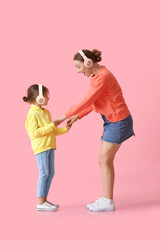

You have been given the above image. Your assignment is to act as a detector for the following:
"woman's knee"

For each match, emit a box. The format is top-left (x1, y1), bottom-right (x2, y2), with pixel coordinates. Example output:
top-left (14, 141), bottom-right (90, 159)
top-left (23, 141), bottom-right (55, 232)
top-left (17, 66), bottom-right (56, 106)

top-left (98, 154), bottom-right (114, 167)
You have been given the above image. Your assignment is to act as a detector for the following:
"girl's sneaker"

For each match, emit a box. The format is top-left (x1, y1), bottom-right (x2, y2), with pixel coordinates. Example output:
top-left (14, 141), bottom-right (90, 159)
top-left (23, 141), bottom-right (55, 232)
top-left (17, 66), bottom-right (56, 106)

top-left (87, 197), bottom-right (115, 212)
top-left (46, 201), bottom-right (59, 208)
top-left (37, 202), bottom-right (57, 211)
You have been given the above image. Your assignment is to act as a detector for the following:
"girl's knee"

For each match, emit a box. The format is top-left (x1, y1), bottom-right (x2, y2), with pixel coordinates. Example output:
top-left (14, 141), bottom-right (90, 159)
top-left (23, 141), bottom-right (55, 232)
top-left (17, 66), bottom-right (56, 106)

top-left (39, 171), bottom-right (49, 180)
top-left (50, 170), bottom-right (55, 179)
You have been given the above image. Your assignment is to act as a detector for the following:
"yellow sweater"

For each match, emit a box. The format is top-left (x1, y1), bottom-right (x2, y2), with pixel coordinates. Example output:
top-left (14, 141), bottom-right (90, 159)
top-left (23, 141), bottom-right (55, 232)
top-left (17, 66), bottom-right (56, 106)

top-left (25, 104), bottom-right (68, 154)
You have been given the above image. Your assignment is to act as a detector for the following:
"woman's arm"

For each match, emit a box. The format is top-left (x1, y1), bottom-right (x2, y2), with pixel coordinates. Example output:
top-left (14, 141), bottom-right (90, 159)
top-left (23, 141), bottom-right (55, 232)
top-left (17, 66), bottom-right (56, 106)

top-left (65, 75), bottom-right (108, 118)
top-left (77, 105), bottom-right (93, 119)
top-left (66, 105), bottom-right (93, 126)
top-left (53, 74), bottom-right (108, 125)
top-left (54, 105), bottom-right (93, 127)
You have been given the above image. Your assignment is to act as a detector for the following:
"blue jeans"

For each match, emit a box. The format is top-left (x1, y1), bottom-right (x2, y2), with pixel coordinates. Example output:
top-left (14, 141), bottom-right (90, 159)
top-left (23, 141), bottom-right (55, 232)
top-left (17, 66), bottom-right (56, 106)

top-left (35, 149), bottom-right (55, 198)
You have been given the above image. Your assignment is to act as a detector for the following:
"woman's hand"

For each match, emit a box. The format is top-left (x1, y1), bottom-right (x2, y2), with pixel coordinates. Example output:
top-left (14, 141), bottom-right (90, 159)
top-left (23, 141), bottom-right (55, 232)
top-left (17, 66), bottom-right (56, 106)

top-left (53, 115), bottom-right (67, 127)
top-left (67, 115), bottom-right (80, 127)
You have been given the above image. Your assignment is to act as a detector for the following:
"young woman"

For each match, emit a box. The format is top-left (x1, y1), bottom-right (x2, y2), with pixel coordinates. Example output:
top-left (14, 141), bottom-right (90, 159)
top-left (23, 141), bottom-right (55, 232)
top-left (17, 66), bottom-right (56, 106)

top-left (54, 49), bottom-right (135, 212)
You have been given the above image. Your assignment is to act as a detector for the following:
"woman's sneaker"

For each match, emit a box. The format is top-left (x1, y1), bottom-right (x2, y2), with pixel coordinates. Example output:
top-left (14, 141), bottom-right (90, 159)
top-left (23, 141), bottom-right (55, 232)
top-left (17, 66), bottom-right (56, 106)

top-left (86, 198), bottom-right (102, 209)
top-left (87, 197), bottom-right (115, 212)
top-left (37, 202), bottom-right (57, 211)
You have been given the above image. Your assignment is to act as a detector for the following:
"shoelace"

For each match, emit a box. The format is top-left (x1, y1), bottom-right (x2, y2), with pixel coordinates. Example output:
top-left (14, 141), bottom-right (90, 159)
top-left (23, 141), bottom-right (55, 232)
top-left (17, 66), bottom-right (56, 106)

top-left (44, 202), bottom-right (52, 207)
top-left (94, 197), bottom-right (105, 206)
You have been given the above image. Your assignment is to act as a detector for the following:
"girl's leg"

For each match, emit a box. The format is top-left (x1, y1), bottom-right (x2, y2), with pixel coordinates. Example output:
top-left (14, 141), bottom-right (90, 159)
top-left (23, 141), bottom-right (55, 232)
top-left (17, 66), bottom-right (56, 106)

top-left (45, 149), bottom-right (55, 198)
top-left (36, 151), bottom-right (50, 204)
top-left (98, 141), bottom-right (121, 199)
top-left (38, 197), bottom-right (46, 205)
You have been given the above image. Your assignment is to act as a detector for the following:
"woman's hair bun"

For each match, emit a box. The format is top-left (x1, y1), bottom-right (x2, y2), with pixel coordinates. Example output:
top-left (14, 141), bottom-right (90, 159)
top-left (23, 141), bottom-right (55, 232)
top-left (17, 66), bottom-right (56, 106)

top-left (23, 96), bottom-right (28, 102)
top-left (92, 49), bottom-right (102, 62)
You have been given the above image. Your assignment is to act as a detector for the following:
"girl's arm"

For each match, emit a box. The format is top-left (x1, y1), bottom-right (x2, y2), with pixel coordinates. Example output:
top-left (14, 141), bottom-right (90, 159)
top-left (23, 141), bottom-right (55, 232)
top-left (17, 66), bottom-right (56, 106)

top-left (53, 115), bottom-right (67, 127)
top-left (26, 113), bottom-right (55, 138)
top-left (54, 126), bottom-right (68, 136)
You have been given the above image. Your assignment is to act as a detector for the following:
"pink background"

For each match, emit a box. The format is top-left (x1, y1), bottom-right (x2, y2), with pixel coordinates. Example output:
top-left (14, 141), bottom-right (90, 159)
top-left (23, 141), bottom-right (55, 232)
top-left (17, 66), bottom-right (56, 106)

top-left (1, 0), bottom-right (160, 239)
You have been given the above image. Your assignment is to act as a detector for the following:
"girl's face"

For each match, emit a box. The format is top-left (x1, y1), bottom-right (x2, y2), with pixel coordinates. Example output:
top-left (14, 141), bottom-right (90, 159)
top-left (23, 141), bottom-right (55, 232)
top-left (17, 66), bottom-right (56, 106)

top-left (43, 90), bottom-right (50, 106)
top-left (74, 60), bottom-right (93, 77)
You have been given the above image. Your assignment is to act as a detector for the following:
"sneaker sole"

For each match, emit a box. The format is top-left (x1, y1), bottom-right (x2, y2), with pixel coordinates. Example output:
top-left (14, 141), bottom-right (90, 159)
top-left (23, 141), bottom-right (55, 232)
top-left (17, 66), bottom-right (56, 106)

top-left (37, 208), bottom-right (57, 212)
top-left (89, 207), bottom-right (115, 212)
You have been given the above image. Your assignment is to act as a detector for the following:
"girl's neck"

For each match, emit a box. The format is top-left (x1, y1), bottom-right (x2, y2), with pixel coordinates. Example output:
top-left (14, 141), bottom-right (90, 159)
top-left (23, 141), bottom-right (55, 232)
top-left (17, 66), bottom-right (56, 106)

top-left (32, 102), bottom-right (42, 108)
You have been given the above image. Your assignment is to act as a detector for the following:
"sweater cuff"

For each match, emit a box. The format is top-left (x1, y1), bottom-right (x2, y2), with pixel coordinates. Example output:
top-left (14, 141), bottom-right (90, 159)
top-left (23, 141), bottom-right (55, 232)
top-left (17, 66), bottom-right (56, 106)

top-left (65, 112), bottom-right (71, 119)
top-left (77, 112), bottom-right (83, 119)
top-left (64, 126), bottom-right (68, 133)
top-left (49, 123), bottom-right (55, 129)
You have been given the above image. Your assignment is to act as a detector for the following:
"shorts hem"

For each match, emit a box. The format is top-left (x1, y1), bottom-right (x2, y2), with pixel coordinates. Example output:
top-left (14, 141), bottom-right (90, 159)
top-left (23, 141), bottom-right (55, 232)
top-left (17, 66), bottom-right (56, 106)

top-left (118, 133), bottom-right (135, 145)
top-left (101, 133), bottom-right (135, 146)
top-left (101, 137), bottom-right (120, 146)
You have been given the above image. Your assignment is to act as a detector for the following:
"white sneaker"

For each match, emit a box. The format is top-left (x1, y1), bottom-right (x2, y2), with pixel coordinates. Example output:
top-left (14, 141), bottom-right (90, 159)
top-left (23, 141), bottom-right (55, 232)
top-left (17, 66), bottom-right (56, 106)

top-left (46, 201), bottom-right (59, 208)
top-left (87, 203), bottom-right (92, 209)
top-left (37, 202), bottom-right (57, 211)
top-left (86, 198), bottom-right (102, 209)
top-left (88, 197), bottom-right (115, 212)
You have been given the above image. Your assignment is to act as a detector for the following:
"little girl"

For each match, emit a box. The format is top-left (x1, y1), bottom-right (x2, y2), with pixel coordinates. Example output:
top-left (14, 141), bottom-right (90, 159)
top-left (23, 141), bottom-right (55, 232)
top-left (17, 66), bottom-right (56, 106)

top-left (23, 84), bottom-right (70, 211)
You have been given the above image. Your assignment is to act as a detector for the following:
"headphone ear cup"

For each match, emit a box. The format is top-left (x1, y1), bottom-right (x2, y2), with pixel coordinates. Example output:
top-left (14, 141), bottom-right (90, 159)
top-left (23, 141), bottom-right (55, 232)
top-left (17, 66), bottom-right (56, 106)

top-left (84, 59), bottom-right (93, 68)
top-left (36, 96), bottom-right (45, 104)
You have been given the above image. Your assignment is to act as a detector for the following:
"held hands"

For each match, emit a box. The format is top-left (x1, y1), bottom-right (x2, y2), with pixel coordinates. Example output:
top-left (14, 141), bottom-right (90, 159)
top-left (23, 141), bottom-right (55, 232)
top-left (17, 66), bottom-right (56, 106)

top-left (66, 115), bottom-right (80, 127)
top-left (52, 114), bottom-right (80, 131)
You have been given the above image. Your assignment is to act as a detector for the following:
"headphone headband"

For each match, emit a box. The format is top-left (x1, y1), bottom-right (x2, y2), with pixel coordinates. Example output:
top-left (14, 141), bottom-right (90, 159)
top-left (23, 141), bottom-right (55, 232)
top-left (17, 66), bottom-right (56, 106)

top-left (78, 50), bottom-right (86, 59)
top-left (39, 84), bottom-right (43, 96)
top-left (78, 50), bottom-right (93, 68)
top-left (36, 84), bottom-right (45, 104)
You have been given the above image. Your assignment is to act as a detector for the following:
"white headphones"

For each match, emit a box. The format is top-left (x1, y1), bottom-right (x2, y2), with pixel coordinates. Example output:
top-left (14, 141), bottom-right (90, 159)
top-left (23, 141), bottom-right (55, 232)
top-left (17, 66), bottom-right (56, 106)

top-left (36, 84), bottom-right (45, 104)
top-left (78, 50), bottom-right (93, 68)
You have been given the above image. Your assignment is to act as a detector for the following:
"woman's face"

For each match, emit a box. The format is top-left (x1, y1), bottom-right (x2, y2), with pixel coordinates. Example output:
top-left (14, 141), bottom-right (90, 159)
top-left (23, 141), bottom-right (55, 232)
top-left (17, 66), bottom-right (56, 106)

top-left (74, 60), bottom-right (92, 77)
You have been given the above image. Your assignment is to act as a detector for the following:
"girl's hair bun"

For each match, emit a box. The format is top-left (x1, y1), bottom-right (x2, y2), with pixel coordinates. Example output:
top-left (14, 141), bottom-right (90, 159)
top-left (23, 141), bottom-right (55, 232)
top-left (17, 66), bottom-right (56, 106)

top-left (23, 96), bottom-right (28, 102)
top-left (92, 49), bottom-right (102, 62)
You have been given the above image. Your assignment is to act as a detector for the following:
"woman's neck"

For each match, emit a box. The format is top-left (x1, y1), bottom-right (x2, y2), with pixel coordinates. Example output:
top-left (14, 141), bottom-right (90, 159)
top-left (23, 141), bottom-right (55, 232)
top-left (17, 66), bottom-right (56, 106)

top-left (92, 63), bottom-right (102, 75)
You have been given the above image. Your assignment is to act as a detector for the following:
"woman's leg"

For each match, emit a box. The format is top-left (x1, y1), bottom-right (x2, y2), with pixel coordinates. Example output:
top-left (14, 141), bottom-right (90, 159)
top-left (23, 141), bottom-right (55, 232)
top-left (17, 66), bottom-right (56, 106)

top-left (98, 141), bottom-right (121, 199)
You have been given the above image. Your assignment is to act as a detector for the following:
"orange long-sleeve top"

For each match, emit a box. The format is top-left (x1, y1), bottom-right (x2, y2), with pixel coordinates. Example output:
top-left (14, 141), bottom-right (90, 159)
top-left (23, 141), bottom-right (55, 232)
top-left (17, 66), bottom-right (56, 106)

top-left (65, 66), bottom-right (130, 122)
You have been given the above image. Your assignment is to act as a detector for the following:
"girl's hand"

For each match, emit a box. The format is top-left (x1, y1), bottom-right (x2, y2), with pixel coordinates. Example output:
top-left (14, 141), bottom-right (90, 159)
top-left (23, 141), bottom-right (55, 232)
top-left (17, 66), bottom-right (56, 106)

top-left (53, 115), bottom-right (67, 127)
top-left (67, 115), bottom-right (80, 127)
top-left (66, 123), bottom-right (72, 131)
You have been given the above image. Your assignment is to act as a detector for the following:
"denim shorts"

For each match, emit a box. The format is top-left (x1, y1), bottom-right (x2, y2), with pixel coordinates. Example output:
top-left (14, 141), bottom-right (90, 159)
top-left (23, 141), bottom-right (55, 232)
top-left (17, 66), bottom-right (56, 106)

top-left (101, 114), bottom-right (135, 145)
